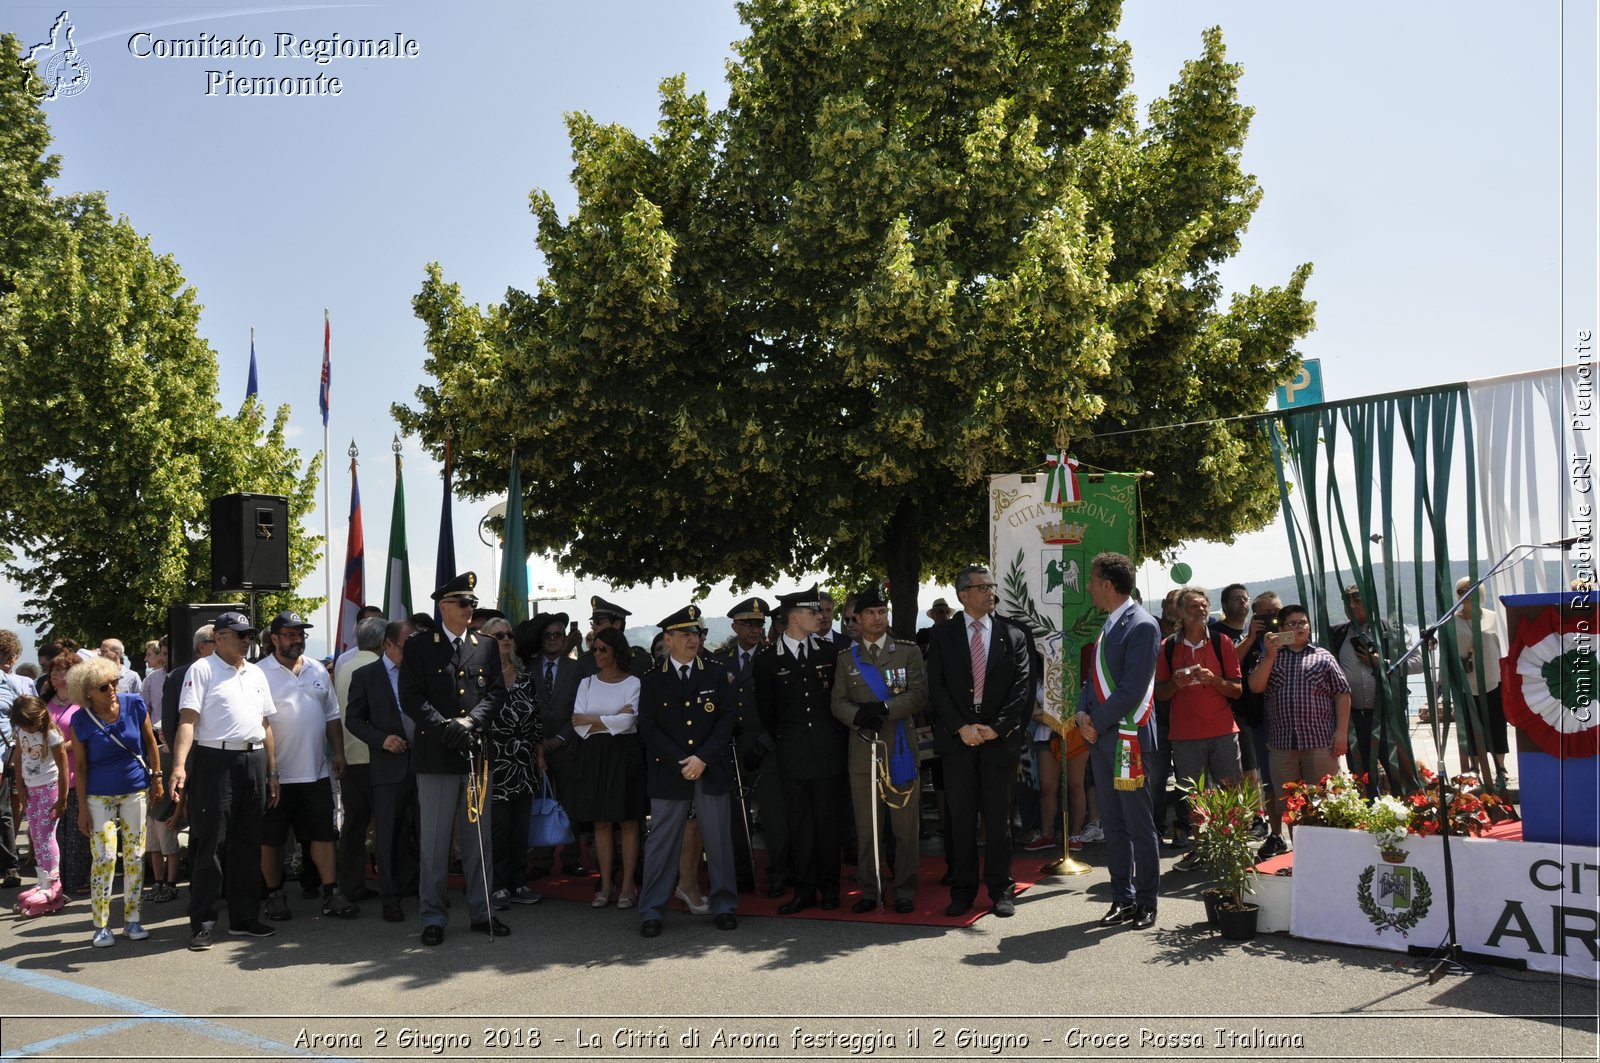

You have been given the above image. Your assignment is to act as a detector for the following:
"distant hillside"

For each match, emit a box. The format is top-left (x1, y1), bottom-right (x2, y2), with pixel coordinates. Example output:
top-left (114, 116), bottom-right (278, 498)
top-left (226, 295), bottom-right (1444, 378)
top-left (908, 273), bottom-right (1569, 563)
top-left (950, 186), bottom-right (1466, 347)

top-left (1196, 558), bottom-right (1567, 616)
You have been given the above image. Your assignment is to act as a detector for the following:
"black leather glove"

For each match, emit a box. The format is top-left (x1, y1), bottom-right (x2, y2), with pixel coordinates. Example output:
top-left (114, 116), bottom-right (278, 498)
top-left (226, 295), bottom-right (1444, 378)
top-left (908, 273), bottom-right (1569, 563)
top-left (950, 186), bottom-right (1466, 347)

top-left (742, 744), bottom-right (768, 773)
top-left (853, 702), bottom-right (889, 732)
top-left (440, 719), bottom-right (472, 752)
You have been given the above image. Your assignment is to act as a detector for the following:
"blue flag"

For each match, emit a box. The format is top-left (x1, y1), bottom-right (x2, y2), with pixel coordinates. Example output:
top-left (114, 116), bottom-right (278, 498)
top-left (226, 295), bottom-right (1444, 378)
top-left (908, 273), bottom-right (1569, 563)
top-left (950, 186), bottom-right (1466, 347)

top-left (246, 330), bottom-right (259, 402)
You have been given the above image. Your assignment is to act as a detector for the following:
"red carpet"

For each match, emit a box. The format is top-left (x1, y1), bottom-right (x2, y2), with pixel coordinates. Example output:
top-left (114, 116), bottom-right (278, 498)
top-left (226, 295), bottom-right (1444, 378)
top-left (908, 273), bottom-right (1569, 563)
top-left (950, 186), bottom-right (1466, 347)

top-left (464, 852), bottom-right (1057, 928)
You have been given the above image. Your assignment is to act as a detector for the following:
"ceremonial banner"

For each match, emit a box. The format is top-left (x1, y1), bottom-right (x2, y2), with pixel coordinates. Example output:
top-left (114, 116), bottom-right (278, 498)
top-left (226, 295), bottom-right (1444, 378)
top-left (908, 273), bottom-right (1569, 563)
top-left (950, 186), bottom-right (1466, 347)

top-left (989, 471), bottom-right (1139, 733)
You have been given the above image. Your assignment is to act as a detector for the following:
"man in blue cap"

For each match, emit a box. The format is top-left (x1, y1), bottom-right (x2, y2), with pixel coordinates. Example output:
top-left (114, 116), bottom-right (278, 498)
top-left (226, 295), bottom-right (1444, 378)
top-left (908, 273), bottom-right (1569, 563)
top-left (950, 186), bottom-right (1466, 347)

top-left (635, 605), bottom-right (739, 937)
top-left (398, 572), bottom-right (510, 945)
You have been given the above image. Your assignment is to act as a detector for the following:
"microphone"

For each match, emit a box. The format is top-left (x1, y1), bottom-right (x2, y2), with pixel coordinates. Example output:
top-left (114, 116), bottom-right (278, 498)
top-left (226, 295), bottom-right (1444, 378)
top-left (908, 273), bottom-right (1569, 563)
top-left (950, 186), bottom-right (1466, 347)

top-left (1539, 535), bottom-right (1584, 548)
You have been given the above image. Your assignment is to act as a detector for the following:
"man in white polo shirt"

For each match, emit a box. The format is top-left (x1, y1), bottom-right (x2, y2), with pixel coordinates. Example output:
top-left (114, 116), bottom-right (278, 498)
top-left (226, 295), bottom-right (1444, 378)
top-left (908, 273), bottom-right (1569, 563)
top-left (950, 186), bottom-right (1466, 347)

top-left (257, 611), bottom-right (358, 922)
top-left (171, 611), bottom-right (280, 951)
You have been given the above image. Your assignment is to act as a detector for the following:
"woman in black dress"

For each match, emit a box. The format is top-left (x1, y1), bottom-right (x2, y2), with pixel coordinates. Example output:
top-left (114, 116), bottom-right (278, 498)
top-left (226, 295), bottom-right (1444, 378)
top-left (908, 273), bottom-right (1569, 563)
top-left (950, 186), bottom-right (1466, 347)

top-left (567, 628), bottom-right (646, 908)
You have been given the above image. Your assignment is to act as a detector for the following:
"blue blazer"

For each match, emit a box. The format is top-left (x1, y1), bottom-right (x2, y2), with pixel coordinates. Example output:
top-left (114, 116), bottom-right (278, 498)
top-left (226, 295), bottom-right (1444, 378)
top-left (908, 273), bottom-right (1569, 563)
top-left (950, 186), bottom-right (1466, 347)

top-left (1077, 600), bottom-right (1161, 752)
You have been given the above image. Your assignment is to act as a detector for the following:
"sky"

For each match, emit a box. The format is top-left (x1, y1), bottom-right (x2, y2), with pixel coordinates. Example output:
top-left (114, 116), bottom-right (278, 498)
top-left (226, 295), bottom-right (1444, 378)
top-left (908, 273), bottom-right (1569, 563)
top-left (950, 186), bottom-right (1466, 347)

top-left (1, 1), bottom-right (1593, 658)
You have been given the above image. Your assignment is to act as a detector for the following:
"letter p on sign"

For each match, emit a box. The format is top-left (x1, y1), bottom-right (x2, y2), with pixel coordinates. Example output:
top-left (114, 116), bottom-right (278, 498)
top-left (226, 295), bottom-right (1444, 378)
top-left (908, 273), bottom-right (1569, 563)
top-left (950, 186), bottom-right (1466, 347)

top-left (1276, 358), bottom-right (1324, 409)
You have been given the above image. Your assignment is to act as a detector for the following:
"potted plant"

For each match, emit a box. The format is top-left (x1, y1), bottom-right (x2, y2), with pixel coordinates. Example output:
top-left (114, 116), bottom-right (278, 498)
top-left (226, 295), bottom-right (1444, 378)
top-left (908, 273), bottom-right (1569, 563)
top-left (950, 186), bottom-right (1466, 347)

top-left (1364, 795), bottom-right (1412, 863)
top-left (1181, 773), bottom-right (1263, 940)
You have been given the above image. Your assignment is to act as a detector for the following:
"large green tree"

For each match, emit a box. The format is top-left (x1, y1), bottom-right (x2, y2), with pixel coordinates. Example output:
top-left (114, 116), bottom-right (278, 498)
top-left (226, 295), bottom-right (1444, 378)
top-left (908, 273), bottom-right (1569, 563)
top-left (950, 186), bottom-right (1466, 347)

top-left (0, 36), bottom-right (321, 642)
top-left (398, 1), bottom-right (1313, 632)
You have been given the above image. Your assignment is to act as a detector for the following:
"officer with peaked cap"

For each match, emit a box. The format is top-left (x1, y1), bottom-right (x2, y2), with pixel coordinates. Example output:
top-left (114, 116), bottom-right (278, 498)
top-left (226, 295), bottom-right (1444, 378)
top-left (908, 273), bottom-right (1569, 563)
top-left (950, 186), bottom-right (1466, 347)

top-left (718, 597), bottom-right (789, 895)
top-left (635, 605), bottom-right (740, 937)
top-left (754, 584), bottom-right (847, 913)
top-left (831, 583), bottom-right (929, 913)
top-left (577, 595), bottom-right (653, 679)
top-left (398, 572), bottom-right (510, 944)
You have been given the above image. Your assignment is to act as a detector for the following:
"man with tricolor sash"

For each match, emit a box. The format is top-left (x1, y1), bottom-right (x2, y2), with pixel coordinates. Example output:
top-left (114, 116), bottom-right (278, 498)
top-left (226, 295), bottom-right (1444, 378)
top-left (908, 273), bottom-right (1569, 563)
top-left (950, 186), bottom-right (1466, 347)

top-left (1073, 552), bottom-right (1161, 930)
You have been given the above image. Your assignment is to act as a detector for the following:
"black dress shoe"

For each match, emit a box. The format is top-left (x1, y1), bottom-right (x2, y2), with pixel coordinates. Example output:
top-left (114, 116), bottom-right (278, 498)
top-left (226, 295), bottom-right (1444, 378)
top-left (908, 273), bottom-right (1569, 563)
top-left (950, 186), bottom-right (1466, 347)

top-left (382, 902), bottom-right (404, 923)
top-left (945, 899), bottom-right (973, 917)
top-left (851, 898), bottom-right (878, 914)
top-left (471, 917), bottom-right (511, 937)
top-left (777, 895), bottom-right (815, 914)
top-left (640, 919), bottom-right (663, 938)
top-left (1132, 905), bottom-right (1157, 930)
top-left (420, 925), bottom-right (444, 946)
top-left (819, 896), bottom-right (839, 911)
top-left (713, 912), bottom-right (737, 930)
top-left (765, 883), bottom-right (788, 899)
top-left (991, 894), bottom-right (1016, 918)
top-left (893, 898), bottom-right (915, 915)
top-left (1099, 901), bottom-right (1137, 926)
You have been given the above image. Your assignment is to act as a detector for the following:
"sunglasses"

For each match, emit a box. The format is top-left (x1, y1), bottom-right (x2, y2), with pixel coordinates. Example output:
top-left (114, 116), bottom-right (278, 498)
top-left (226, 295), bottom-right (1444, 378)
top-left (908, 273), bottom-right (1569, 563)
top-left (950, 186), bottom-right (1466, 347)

top-left (490, 632), bottom-right (511, 641)
top-left (96, 682), bottom-right (115, 693)
top-left (445, 597), bottom-right (478, 608)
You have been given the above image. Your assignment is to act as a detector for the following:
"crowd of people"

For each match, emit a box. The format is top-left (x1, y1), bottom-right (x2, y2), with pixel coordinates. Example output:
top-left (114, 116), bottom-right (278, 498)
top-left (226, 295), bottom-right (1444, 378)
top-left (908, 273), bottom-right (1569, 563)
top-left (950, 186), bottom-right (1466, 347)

top-left (0, 558), bottom-right (1504, 947)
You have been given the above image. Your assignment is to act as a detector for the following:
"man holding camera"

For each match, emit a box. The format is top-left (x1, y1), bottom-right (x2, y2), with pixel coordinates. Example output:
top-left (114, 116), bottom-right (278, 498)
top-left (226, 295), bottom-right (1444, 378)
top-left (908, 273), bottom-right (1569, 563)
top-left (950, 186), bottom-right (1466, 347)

top-left (1247, 602), bottom-right (1351, 855)
top-left (1327, 584), bottom-right (1420, 798)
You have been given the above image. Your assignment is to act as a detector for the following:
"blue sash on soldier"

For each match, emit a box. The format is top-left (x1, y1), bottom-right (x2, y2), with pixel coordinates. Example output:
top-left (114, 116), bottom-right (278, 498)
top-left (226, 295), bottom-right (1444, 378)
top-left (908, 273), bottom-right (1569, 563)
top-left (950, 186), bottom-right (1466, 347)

top-left (851, 646), bottom-right (917, 787)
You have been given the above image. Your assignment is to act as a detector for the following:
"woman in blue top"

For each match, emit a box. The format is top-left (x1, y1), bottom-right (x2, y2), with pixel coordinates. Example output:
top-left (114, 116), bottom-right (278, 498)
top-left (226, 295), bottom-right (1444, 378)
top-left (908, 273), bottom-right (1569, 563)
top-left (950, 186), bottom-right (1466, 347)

top-left (68, 657), bottom-right (164, 947)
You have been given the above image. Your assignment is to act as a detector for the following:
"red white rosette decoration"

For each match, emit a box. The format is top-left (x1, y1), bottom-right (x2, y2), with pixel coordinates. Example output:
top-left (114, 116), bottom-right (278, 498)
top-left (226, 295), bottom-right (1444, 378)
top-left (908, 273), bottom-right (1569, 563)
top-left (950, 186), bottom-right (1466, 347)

top-left (1501, 605), bottom-right (1600, 758)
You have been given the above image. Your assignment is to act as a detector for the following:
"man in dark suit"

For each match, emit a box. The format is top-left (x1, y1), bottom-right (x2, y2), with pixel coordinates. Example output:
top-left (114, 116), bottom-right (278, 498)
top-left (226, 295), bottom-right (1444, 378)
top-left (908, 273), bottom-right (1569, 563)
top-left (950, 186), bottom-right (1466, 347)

top-left (1074, 552), bottom-right (1161, 930)
top-left (397, 573), bottom-right (509, 945)
top-left (526, 610), bottom-right (585, 878)
top-left (926, 564), bottom-right (1031, 918)
top-left (754, 584), bottom-right (847, 913)
top-left (636, 605), bottom-right (740, 937)
top-left (345, 618), bottom-right (417, 923)
top-left (718, 596), bottom-right (783, 895)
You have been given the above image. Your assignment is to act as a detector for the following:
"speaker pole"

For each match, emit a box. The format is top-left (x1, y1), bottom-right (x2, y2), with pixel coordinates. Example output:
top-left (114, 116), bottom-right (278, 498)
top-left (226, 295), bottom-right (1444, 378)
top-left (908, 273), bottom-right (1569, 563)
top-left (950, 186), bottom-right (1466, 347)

top-left (321, 307), bottom-right (333, 653)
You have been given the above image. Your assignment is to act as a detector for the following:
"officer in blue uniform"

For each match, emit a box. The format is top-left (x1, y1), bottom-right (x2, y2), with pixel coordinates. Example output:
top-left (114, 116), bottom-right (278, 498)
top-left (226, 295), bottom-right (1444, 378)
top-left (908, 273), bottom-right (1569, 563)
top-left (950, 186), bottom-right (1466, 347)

top-left (635, 605), bottom-right (740, 937)
top-left (398, 572), bottom-right (509, 945)
top-left (755, 584), bottom-right (847, 913)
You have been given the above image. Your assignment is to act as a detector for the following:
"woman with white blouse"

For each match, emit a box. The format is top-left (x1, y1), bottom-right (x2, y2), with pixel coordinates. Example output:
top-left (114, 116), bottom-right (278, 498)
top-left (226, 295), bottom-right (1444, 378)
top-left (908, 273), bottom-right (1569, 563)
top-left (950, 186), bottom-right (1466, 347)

top-left (568, 629), bottom-right (646, 908)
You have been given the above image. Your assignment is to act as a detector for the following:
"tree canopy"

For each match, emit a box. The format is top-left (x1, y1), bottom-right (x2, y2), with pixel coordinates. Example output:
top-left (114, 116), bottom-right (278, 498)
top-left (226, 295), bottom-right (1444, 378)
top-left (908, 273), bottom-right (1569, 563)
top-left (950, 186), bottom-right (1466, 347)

top-left (397, 0), bottom-right (1313, 631)
top-left (0, 36), bottom-right (321, 642)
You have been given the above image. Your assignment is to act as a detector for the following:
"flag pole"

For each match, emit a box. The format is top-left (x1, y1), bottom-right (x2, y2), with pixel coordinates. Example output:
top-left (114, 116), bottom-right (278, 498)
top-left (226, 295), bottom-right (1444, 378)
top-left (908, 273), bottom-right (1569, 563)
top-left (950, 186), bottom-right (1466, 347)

top-left (321, 308), bottom-right (333, 644)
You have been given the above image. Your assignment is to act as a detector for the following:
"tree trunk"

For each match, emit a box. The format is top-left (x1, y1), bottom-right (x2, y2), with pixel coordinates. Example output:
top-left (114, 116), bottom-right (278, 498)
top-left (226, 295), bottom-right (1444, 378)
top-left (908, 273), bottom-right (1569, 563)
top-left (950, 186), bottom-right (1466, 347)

top-left (885, 496), bottom-right (921, 638)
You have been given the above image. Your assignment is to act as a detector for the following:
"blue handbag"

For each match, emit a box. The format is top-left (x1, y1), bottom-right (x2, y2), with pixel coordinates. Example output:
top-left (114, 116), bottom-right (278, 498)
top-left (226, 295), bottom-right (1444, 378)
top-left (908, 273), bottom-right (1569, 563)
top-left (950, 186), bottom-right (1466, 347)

top-left (527, 772), bottom-right (574, 847)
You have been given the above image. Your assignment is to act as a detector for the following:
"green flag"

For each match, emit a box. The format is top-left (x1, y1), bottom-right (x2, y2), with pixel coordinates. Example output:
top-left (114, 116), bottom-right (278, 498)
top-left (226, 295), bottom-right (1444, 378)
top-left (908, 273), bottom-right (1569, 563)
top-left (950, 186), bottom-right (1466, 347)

top-left (383, 439), bottom-right (413, 621)
top-left (498, 451), bottom-right (529, 625)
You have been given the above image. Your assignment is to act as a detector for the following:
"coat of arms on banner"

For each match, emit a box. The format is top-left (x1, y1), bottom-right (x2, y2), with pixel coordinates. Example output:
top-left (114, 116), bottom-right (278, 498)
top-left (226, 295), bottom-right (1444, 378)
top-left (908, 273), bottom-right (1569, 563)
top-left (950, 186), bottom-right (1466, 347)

top-left (1356, 860), bottom-right (1433, 935)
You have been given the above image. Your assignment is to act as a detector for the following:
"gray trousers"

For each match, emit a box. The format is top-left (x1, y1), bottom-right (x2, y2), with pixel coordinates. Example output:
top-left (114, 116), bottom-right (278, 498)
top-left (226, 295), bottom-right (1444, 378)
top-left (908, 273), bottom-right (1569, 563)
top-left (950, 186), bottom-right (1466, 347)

top-left (417, 771), bottom-right (493, 928)
top-left (639, 783), bottom-right (737, 923)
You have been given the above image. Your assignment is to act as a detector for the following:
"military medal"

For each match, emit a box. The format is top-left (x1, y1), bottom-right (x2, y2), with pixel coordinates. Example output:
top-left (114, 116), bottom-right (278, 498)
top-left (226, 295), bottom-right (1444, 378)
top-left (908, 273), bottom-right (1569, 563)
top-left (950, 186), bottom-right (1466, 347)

top-left (887, 667), bottom-right (908, 695)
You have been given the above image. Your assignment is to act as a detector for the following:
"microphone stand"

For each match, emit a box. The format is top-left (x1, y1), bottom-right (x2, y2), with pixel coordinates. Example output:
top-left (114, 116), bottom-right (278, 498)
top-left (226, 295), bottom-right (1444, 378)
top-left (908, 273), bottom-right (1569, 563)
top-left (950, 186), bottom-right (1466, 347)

top-left (1388, 541), bottom-right (1556, 981)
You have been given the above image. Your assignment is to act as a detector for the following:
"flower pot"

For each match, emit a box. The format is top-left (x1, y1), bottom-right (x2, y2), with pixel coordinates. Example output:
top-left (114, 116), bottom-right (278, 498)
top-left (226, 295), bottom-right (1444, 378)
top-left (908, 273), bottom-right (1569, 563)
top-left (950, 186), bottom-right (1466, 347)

top-left (1201, 888), bottom-right (1227, 926)
top-left (1215, 901), bottom-right (1259, 941)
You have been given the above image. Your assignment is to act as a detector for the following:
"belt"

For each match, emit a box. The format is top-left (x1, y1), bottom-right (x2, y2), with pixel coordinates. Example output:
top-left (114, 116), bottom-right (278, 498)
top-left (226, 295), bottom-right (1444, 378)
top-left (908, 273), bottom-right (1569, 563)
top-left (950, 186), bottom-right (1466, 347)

top-left (197, 739), bottom-right (263, 752)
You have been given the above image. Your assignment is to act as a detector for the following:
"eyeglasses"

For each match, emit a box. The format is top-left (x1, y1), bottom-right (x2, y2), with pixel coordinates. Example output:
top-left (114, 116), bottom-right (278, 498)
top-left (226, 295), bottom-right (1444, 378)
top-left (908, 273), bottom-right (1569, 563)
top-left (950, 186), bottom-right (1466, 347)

top-left (445, 597), bottom-right (478, 609)
top-left (490, 632), bottom-right (511, 641)
top-left (96, 682), bottom-right (115, 693)
top-left (1282, 619), bottom-right (1311, 629)
top-left (963, 583), bottom-right (996, 593)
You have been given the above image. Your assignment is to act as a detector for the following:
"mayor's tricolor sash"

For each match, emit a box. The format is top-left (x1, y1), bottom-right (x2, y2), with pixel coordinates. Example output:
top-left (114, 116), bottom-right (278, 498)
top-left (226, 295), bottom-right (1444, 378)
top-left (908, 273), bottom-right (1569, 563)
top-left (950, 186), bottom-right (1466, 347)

top-left (1091, 627), bottom-right (1154, 790)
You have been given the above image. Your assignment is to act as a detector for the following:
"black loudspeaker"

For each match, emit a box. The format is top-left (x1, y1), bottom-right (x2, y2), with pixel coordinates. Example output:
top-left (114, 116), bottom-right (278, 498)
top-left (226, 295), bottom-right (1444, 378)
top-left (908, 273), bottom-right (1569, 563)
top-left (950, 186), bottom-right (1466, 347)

top-left (210, 493), bottom-right (290, 591)
top-left (167, 602), bottom-right (245, 671)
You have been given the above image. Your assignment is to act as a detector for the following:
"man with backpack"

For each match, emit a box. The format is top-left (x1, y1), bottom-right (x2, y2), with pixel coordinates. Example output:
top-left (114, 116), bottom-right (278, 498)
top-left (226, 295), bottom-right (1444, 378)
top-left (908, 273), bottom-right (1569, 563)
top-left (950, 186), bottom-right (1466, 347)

top-left (1153, 587), bottom-right (1243, 872)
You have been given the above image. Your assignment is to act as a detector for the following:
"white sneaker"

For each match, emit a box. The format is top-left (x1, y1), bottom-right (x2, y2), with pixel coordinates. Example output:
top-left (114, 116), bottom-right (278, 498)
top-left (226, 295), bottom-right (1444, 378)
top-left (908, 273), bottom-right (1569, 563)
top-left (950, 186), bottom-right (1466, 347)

top-left (1079, 821), bottom-right (1105, 844)
top-left (91, 927), bottom-right (114, 948)
top-left (124, 922), bottom-right (149, 941)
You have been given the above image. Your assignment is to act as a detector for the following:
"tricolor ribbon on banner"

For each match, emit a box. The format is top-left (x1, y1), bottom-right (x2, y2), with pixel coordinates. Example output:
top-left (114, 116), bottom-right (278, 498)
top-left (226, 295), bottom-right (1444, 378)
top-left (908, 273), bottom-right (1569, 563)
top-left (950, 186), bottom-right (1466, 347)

top-left (1091, 631), bottom-right (1154, 790)
top-left (1042, 452), bottom-right (1081, 507)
